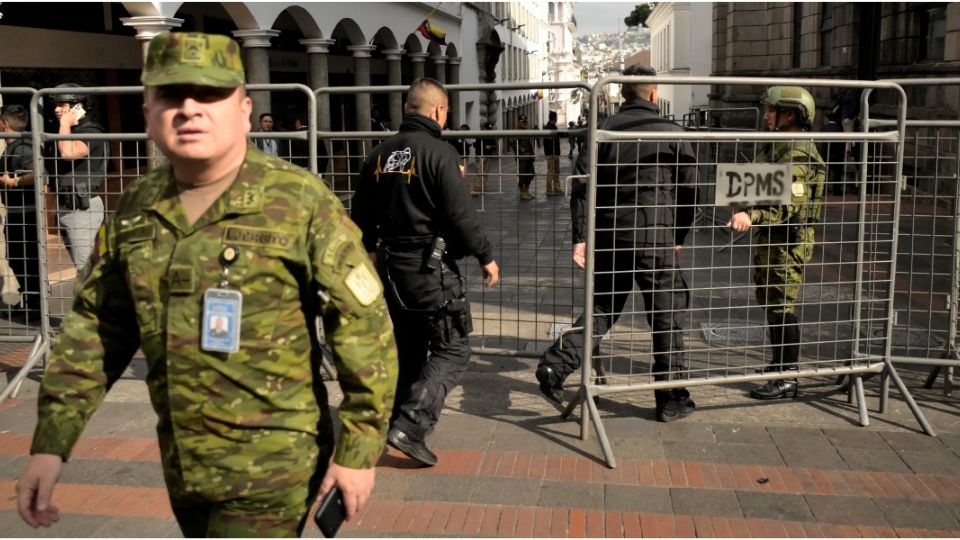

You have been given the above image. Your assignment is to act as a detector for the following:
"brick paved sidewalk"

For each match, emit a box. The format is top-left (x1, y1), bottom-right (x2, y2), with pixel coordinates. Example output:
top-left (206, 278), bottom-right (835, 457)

top-left (2, 351), bottom-right (959, 538)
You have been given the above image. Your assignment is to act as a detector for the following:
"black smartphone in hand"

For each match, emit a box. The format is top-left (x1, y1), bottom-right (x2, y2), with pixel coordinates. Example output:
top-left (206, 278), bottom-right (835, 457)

top-left (314, 486), bottom-right (346, 538)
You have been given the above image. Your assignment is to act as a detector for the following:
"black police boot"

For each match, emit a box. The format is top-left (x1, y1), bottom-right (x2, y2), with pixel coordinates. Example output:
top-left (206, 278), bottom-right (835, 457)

top-left (656, 388), bottom-right (696, 422)
top-left (387, 427), bottom-right (437, 467)
top-left (535, 364), bottom-right (564, 404)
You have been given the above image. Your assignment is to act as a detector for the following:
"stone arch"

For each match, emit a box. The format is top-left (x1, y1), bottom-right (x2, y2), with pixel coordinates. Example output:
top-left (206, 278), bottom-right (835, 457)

top-left (371, 27), bottom-right (399, 50)
top-left (331, 18), bottom-right (366, 46)
top-left (274, 5), bottom-right (322, 39)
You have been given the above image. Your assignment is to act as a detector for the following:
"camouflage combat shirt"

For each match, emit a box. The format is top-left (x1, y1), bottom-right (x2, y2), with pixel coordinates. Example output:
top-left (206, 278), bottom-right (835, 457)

top-left (31, 147), bottom-right (398, 500)
top-left (747, 140), bottom-right (826, 226)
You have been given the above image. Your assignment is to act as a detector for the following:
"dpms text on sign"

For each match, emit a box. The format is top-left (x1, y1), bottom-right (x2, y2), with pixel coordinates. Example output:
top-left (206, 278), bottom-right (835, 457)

top-left (714, 164), bottom-right (792, 206)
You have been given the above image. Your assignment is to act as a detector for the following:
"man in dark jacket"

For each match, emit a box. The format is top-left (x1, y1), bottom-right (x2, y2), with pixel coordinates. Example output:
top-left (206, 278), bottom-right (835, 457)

top-left (535, 64), bottom-right (699, 422)
top-left (0, 104), bottom-right (38, 316)
top-left (48, 83), bottom-right (108, 273)
top-left (352, 78), bottom-right (501, 466)
top-left (542, 111), bottom-right (563, 196)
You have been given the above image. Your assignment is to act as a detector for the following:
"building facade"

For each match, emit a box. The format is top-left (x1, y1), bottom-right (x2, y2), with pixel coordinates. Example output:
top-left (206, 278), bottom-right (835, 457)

top-left (0, 2), bottom-right (553, 136)
top-left (710, 3), bottom-right (959, 119)
top-left (647, 2), bottom-right (711, 122)
top-left (545, 1), bottom-right (582, 126)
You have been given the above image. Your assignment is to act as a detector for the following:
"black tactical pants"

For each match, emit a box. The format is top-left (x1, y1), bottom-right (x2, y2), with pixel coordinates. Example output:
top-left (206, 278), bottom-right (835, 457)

top-left (517, 158), bottom-right (536, 190)
top-left (540, 242), bottom-right (689, 383)
top-left (377, 245), bottom-right (472, 443)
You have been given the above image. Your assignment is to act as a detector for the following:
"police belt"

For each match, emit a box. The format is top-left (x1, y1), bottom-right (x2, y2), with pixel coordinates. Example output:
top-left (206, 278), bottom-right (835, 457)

top-left (379, 238), bottom-right (433, 252)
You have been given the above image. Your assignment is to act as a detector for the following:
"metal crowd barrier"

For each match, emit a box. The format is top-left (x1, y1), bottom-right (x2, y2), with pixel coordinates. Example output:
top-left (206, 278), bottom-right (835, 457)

top-left (315, 81), bottom-right (595, 358)
top-left (0, 83), bottom-right (319, 402)
top-left (871, 78), bottom-right (960, 397)
top-left (569, 76), bottom-right (930, 468)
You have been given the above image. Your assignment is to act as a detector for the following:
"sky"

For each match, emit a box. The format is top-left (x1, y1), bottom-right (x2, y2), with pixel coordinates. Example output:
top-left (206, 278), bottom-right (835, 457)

top-left (572, 1), bottom-right (639, 36)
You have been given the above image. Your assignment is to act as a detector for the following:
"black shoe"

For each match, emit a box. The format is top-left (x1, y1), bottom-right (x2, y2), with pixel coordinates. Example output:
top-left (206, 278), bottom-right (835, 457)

top-left (657, 388), bottom-right (697, 422)
top-left (387, 427), bottom-right (437, 467)
top-left (749, 379), bottom-right (799, 400)
top-left (535, 365), bottom-right (564, 404)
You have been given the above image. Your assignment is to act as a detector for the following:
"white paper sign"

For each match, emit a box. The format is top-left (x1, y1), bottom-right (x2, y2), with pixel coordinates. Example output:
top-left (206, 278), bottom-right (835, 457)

top-left (715, 163), bottom-right (792, 206)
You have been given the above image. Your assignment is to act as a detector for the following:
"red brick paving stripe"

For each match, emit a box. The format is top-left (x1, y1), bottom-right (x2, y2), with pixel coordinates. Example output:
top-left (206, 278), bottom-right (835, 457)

top-left (638, 512), bottom-right (659, 537)
top-left (443, 502), bottom-right (469, 536)
top-left (513, 506), bottom-right (536, 538)
top-left (425, 501), bottom-right (454, 536)
top-left (0, 480), bottom-right (173, 520)
top-left (675, 514), bottom-right (696, 537)
top-left (621, 511), bottom-right (641, 538)
top-left (497, 506), bottom-right (518, 537)
top-left (533, 506), bottom-right (553, 537)
top-left (585, 509), bottom-right (605, 537)
top-left (568, 507), bottom-right (587, 538)
top-left (551, 508), bottom-right (569, 537)
top-left (460, 504), bottom-right (484, 536)
top-left (478, 504), bottom-right (502, 537)
top-left (603, 510), bottom-right (621, 538)
top-left (6, 432), bottom-right (960, 509)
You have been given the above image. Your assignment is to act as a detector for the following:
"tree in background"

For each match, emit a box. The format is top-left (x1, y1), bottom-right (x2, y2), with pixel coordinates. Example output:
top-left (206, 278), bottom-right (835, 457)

top-left (624, 3), bottom-right (656, 29)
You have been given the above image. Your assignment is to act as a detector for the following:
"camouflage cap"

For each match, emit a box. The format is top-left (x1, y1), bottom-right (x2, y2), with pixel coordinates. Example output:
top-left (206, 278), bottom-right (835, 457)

top-left (141, 32), bottom-right (245, 88)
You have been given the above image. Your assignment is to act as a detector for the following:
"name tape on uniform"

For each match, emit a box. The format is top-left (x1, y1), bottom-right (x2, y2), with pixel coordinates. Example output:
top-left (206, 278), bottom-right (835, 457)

top-left (715, 163), bottom-right (792, 206)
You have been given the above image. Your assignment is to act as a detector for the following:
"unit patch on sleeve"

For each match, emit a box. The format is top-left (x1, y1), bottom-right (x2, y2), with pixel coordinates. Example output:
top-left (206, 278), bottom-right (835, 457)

top-left (344, 264), bottom-right (382, 307)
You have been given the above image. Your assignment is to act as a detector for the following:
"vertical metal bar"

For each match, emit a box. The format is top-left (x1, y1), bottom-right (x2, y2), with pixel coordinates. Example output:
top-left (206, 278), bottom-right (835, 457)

top-left (854, 374), bottom-right (869, 426)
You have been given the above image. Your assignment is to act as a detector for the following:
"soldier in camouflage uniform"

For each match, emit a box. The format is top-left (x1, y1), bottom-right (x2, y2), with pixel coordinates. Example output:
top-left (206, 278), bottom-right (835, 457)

top-left (16, 32), bottom-right (398, 537)
top-left (514, 114), bottom-right (537, 201)
top-left (728, 86), bottom-right (826, 400)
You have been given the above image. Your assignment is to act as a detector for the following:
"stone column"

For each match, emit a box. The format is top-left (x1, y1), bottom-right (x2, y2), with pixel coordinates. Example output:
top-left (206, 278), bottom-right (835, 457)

top-left (120, 16), bottom-right (184, 60)
top-left (232, 29), bottom-right (280, 124)
top-left (300, 38), bottom-right (336, 132)
top-left (431, 54), bottom-right (447, 84)
top-left (120, 16), bottom-right (184, 169)
top-left (447, 56), bottom-right (462, 128)
top-left (347, 44), bottom-right (376, 151)
top-left (408, 52), bottom-right (429, 81)
top-left (382, 48), bottom-right (405, 129)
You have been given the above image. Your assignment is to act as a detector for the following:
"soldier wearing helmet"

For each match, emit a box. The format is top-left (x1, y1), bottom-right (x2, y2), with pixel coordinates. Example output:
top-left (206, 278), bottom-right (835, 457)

top-left (18, 32), bottom-right (398, 536)
top-left (727, 86), bottom-right (826, 400)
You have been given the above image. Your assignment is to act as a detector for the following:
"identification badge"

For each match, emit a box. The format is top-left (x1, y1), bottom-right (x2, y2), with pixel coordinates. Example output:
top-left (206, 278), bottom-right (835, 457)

top-left (201, 288), bottom-right (243, 353)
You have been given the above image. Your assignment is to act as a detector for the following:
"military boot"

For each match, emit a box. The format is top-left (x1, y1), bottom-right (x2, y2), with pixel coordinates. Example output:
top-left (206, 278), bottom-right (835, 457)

top-left (751, 314), bottom-right (800, 400)
top-left (535, 364), bottom-right (564, 404)
top-left (519, 186), bottom-right (535, 201)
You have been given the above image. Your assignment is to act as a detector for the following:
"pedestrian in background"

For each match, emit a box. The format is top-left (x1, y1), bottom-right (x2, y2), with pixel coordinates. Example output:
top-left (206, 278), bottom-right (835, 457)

top-left (535, 64), bottom-right (699, 423)
top-left (542, 110), bottom-right (563, 196)
top-left (0, 104), bottom-right (36, 315)
top-left (253, 112), bottom-right (279, 157)
top-left (353, 78), bottom-right (500, 467)
top-left (474, 121), bottom-right (498, 196)
top-left (47, 83), bottom-right (108, 273)
top-left (513, 114), bottom-right (536, 201)
top-left (16, 32), bottom-right (398, 537)
top-left (567, 120), bottom-right (577, 159)
top-left (727, 86), bottom-right (826, 400)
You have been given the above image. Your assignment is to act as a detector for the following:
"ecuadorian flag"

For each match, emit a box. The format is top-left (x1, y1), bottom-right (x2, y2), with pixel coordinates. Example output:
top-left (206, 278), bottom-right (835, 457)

top-left (418, 18), bottom-right (447, 45)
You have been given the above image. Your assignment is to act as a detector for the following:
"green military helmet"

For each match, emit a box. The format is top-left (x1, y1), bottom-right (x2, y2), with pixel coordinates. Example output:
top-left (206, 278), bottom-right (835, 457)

top-left (141, 32), bottom-right (245, 88)
top-left (760, 86), bottom-right (816, 129)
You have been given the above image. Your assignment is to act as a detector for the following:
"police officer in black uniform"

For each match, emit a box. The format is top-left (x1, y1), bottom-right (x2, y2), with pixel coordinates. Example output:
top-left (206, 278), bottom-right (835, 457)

top-left (352, 78), bottom-right (500, 466)
top-left (535, 64), bottom-right (700, 422)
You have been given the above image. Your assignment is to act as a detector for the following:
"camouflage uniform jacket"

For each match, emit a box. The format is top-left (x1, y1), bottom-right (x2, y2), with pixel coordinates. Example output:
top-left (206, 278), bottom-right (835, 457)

top-left (746, 140), bottom-right (826, 226)
top-left (31, 147), bottom-right (398, 500)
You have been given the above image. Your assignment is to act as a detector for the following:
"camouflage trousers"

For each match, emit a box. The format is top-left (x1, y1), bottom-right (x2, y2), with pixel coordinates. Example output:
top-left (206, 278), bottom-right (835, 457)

top-left (170, 475), bottom-right (321, 538)
top-left (753, 226), bottom-right (815, 324)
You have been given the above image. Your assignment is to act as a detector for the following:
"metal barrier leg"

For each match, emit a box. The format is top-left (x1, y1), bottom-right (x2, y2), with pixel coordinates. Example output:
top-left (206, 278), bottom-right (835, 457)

top-left (583, 384), bottom-right (616, 469)
top-left (879, 369), bottom-right (890, 415)
top-left (883, 359), bottom-right (935, 436)
top-left (0, 335), bottom-right (46, 403)
top-left (853, 375), bottom-right (869, 427)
